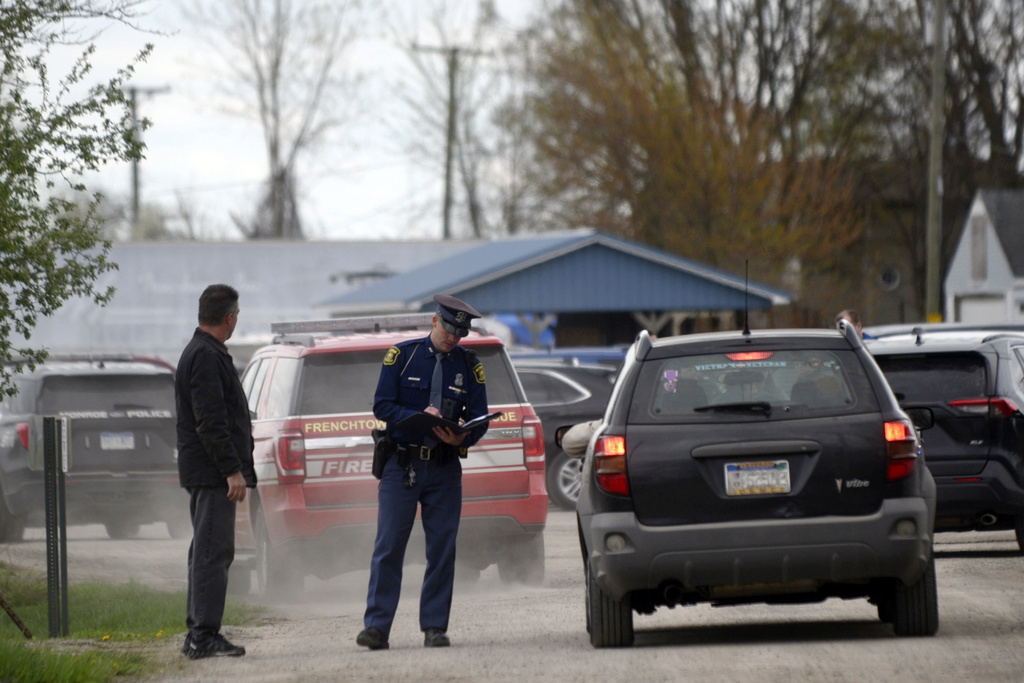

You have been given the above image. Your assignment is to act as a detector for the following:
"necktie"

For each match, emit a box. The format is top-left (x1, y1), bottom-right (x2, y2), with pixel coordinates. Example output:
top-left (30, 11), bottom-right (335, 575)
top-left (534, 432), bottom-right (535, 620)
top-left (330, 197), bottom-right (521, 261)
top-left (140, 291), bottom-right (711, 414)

top-left (429, 353), bottom-right (444, 409)
top-left (425, 353), bottom-right (445, 448)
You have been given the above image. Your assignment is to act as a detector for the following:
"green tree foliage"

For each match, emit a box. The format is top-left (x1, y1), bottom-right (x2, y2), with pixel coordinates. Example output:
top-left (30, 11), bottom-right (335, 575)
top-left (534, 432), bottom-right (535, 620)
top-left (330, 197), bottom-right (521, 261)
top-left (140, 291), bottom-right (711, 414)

top-left (0, 1), bottom-right (150, 394)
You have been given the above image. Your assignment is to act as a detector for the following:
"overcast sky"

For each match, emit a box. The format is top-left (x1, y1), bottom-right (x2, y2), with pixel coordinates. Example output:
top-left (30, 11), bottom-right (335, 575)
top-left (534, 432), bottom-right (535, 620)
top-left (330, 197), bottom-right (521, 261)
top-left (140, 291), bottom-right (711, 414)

top-left (69, 0), bottom-right (536, 242)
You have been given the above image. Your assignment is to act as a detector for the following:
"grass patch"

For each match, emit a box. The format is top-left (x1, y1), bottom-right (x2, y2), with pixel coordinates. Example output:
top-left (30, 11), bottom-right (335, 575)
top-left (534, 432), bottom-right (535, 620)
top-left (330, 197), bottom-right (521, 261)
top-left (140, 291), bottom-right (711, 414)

top-left (0, 561), bottom-right (264, 682)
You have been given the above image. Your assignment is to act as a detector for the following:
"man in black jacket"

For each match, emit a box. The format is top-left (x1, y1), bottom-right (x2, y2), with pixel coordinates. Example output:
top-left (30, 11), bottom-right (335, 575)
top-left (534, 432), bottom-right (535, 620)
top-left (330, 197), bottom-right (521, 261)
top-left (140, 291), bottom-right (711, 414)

top-left (176, 284), bottom-right (257, 660)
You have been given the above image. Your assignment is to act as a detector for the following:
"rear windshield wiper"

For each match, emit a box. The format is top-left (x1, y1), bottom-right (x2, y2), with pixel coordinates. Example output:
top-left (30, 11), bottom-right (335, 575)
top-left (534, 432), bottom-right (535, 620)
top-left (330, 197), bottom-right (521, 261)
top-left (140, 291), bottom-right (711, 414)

top-left (694, 401), bottom-right (772, 416)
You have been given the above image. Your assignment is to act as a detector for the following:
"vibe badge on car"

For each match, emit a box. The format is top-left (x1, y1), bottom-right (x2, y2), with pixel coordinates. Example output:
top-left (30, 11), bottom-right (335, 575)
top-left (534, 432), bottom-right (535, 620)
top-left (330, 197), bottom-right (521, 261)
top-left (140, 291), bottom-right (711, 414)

top-left (725, 460), bottom-right (791, 496)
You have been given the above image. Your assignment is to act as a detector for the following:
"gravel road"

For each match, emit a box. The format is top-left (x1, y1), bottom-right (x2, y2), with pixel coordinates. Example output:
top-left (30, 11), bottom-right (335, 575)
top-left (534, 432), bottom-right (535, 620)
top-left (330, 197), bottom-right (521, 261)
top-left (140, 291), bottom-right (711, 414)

top-left (5, 510), bottom-right (1024, 682)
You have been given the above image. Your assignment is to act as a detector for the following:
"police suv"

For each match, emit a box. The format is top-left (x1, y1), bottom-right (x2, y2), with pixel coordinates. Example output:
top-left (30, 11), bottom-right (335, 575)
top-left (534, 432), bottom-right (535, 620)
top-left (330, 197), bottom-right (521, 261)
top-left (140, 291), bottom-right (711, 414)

top-left (0, 355), bottom-right (186, 541)
top-left (234, 314), bottom-right (548, 595)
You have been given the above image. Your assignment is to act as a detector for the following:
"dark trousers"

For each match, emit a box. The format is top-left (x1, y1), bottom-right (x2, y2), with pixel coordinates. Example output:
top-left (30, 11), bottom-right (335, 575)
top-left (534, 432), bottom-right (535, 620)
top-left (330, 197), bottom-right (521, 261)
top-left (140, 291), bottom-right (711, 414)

top-left (186, 485), bottom-right (236, 644)
top-left (364, 455), bottom-right (462, 637)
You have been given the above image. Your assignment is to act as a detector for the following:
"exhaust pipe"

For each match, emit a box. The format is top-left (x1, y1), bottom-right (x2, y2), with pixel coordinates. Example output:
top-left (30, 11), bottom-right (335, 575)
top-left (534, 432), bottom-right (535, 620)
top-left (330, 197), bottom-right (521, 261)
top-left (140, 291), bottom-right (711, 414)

top-left (980, 513), bottom-right (998, 526)
top-left (661, 582), bottom-right (683, 606)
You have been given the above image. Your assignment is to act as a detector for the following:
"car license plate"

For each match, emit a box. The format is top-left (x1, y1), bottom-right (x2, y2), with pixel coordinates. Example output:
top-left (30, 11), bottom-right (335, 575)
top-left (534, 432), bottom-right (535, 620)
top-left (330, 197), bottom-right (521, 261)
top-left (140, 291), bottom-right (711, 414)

top-left (725, 460), bottom-right (790, 496)
top-left (101, 432), bottom-right (135, 450)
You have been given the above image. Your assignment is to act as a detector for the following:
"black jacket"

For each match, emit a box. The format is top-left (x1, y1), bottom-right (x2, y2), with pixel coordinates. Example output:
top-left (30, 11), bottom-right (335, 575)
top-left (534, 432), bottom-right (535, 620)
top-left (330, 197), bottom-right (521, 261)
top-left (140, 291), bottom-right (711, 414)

top-left (175, 328), bottom-right (256, 489)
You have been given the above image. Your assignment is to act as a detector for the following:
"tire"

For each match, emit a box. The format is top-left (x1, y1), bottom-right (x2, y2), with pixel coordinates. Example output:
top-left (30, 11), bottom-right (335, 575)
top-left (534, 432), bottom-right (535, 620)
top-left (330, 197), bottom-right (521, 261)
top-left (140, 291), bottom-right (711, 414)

top-left (546, 451), bottom-right (583, 511)
top-left (166, 517), bottom-right (192, 540)
top-left (104, 519), bottom-right (140, 540)
top-left (1014, 515), bottom-right (1024, 552)
top-left (254, 506), bottom-right (302, 598)
top-left (227, 560), bottom-right (253, 595)
top-left (0, 501), bottom-right (25, 543)
top-left (454, 560), bottom-right (482, 585)
top-left (586, 560), bottom-right (633, 647)
top-left (890, 553), bottom-right (939, 637)
top-left (497, 533), bottom-right (545, 586)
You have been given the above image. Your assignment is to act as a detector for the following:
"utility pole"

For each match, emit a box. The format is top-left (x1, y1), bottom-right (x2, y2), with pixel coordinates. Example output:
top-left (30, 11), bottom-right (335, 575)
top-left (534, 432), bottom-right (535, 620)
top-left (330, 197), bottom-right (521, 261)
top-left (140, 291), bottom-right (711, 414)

top-left (125, 85), bottom-right (170, 229)
top-left (413, 45), bottom-right (486, 240)
top-left (925, 0), bottom-right (947, 322)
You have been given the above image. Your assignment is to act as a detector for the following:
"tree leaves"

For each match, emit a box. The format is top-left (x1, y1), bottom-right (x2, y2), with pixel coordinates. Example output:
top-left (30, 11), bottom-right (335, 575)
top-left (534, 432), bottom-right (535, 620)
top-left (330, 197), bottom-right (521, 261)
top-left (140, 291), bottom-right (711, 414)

top-left (0, 1), bottom-right (146, 394)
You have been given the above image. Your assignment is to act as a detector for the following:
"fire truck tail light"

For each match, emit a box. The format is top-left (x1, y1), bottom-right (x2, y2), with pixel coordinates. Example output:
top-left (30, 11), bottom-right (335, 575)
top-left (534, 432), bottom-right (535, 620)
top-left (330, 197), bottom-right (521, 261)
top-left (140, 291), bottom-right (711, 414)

top-left (522, 415), bottom-right (545, 470)
top-left (276, 431), bottom-right (306, 485)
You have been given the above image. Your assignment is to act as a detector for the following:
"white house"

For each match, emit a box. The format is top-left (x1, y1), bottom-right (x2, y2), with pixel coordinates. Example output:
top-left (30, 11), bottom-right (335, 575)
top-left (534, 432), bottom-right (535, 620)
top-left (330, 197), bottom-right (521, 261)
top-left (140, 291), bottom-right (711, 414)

top-left (944, 189), bottom-right (1024, 323)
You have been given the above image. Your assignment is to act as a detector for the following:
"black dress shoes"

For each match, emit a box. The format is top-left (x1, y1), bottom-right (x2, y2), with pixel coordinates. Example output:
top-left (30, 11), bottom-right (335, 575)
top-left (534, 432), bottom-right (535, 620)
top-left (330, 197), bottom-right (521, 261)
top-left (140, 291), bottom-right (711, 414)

top-left (356, 627), bottom-right (390, 650)
top-left (423, 628), bottom-right (450, 647)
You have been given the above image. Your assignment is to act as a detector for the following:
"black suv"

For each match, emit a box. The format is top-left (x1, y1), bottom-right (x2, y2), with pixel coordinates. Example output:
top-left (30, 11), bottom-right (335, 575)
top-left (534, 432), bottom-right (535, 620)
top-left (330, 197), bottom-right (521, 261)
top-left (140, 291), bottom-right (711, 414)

top-left (0, 356), bottom-right (187, 541)
top-left (868, 328), bottom-right (1024, 549)
top-left (512, 359), bottom-right (617, 510)
top-left (571, 323), bottom-right (937, 647)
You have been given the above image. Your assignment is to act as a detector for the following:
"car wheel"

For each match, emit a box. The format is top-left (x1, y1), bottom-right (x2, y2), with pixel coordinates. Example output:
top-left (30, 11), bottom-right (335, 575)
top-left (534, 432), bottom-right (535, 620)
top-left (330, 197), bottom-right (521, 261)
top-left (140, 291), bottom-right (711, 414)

top-left (546, 451), bottom-right (583, 511)
top-left (1014, 515), bottom-right (1024, 552)
top-left (455, 560), bottom-right (482, 585)
top-left (166, 517), bottom-right (192, 540)
top-left (586, 560), bottom-right (633, 647)
top-left (104, 519), bottom-right (140, 540)
top-left (227, 560), bottom-right (253, 595)
top-left (255, 506), bottom-right (302, 598)
top-left (889, 553), bottom-right (939, 636)
top-left (497, 533), bottom-right (545, 586)
top-left (0, 502), bottom-right (25, 543)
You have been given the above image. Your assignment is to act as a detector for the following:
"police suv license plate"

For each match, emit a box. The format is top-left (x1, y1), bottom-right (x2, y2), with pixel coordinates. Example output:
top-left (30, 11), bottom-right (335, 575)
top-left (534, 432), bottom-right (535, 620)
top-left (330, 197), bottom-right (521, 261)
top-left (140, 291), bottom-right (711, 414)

top-left (725, 460), bottom-right (791, 496)
top-left (101, 432), bottom-right (135, 450)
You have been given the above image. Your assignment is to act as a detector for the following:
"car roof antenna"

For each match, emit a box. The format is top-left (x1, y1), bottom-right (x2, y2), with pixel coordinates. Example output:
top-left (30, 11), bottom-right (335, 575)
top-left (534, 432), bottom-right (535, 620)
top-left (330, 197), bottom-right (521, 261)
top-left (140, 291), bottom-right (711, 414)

top-left (742, 260), bottom-right (751, 336)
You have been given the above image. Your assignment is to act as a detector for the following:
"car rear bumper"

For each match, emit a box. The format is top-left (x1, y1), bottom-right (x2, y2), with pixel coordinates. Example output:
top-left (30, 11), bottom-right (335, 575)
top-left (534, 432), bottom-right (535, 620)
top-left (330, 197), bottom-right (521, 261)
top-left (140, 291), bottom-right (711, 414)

top-left (580, 497), bottom-right (933, 602)
top-left (934, 459), bottom-right (1024, 522)
top-left (7, 474), bottom-right (184, 525)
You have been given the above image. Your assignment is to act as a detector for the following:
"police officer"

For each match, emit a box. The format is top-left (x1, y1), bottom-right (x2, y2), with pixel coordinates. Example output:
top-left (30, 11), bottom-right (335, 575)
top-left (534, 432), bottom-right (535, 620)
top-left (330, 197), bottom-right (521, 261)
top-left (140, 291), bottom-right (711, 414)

top-left (356, 294), bottom-right (490, 650)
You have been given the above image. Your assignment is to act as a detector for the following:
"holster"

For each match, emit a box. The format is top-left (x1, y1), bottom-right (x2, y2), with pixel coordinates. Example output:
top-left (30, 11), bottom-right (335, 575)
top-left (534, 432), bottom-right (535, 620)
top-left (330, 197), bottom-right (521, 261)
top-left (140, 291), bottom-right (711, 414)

top-left (371, 428), bottom-right (394, 479)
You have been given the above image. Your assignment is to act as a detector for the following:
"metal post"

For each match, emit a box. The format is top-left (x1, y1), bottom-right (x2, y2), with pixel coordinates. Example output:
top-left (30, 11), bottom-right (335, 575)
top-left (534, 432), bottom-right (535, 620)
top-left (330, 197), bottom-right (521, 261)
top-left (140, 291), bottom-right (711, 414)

top-left (42, 417), bottom-right (69, 638)
top-left (43, 417), bottom-right (61, 638)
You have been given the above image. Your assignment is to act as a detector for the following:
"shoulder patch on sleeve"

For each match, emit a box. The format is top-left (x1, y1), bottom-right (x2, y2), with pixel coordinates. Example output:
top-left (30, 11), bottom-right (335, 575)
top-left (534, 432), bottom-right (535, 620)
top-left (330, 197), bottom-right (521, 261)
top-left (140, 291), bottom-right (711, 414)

top-left (383, 346), bottom-right (400, 366)
top-left (473, 362), bottom-right (486, 384)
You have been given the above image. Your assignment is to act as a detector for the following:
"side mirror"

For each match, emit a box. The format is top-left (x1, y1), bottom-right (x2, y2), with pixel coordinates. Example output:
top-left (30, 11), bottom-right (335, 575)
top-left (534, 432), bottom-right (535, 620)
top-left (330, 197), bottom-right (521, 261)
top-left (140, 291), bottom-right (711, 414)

top-left (905, 407), bottom-right (934, 430)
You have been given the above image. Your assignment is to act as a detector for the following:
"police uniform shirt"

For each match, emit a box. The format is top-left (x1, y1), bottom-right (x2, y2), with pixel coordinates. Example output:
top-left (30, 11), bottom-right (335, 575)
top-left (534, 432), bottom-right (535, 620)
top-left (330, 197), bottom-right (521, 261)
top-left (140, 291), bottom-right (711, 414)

top-left (373, 335), bottom-right (489, 450)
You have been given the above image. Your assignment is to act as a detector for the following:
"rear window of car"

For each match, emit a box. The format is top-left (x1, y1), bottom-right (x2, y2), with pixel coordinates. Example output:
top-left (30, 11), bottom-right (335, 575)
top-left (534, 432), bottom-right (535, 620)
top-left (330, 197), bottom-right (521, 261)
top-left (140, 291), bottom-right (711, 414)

top-left (517, 369), bottom-right (588, 406)
top-left (297, 345), bottom-right (523, 417)
top-left (629, 348), bottom-right (879, 423)
top-left (874, 352), bottom-right (987, 402)
top-left (38, 375), bottom-right (175, 414)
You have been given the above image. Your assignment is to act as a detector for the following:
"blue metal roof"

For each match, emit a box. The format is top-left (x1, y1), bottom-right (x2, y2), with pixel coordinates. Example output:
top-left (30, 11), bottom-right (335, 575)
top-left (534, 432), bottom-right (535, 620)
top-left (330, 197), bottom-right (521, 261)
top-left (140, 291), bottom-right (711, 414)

top-left (318, 229), bottom-right (790, 315)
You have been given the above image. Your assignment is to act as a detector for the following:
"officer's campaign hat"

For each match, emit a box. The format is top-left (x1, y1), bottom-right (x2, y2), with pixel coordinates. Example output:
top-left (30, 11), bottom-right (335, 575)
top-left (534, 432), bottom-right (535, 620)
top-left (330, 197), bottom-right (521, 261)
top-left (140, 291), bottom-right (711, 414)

top-left (433, 294), bottom-right (481, 338)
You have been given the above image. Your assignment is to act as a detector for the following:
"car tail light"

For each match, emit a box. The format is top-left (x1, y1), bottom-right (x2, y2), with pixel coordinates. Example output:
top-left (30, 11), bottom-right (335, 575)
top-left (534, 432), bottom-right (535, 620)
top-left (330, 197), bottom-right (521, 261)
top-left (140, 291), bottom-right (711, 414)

top-left (521, 414), bottom-right (545, 470)
top-left (276, 431), bottom-right (306, 485)
top-left (16, 423), bottom-right (29, 450)
top-left (884, 419), bottom-right (918, 480)
top-left (949, 397), bottom-right (1020, 418)
top-left (594, 435), bottom-right (629, 496)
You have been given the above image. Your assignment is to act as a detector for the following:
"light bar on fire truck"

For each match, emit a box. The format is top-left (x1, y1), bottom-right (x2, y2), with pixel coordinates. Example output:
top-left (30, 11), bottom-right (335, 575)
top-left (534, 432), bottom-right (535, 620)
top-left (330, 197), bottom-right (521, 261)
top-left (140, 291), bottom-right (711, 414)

top-left (270, 314), bottom-right (436, 336)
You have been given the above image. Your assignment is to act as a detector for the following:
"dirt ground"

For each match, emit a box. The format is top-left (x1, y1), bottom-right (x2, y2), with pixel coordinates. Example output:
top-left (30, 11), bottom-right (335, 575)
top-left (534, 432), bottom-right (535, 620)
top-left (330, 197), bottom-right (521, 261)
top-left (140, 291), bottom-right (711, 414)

top-left (6, 511), bottom-right (1024, 682)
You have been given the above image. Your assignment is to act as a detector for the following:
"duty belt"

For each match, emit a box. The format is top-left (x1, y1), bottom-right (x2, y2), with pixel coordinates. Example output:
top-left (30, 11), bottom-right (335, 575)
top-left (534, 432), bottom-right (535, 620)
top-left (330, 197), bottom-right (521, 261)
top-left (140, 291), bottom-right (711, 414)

top-left (397, 442), bottom-right (437, 461)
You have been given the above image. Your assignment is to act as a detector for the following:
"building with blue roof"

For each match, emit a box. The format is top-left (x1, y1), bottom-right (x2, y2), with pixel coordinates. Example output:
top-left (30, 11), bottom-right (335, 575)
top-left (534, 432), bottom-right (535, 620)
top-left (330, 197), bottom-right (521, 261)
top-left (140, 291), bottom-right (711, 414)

top-left (319, 229), bottom-right (790, 347)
